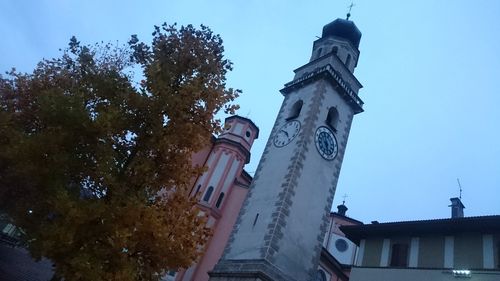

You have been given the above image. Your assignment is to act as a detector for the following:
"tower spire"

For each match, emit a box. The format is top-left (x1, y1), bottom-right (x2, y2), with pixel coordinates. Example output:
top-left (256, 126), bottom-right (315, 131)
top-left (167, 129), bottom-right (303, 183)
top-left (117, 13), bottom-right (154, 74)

top-left (209, 16), bottom-right (364, 281)
top-left (346, 2), bottom-right (355, 20)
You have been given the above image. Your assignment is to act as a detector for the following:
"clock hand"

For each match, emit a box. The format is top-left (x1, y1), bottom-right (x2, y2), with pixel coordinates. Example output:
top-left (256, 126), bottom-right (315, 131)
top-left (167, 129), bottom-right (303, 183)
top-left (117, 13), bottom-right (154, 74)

top-left (280, 130), bottom-right (289, 138)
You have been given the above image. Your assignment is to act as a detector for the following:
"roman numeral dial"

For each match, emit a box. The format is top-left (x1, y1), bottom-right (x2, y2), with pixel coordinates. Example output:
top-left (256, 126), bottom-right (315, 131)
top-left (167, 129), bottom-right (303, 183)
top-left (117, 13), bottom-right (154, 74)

top-left (314, 126), bottom-right (338, 160)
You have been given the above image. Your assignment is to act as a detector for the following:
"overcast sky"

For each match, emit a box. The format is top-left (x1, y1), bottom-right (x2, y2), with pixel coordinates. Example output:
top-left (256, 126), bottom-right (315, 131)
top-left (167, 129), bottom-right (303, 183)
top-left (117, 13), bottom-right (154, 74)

top-left (1, 0), bottom-right (499, 224)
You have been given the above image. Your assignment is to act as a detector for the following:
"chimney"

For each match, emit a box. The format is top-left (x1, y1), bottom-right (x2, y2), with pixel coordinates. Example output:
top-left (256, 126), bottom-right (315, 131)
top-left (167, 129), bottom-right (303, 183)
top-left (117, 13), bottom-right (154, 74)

top-left (337, 204), bottom-right (348, 216)
top-left (449, 197), bottom-right (465, 218)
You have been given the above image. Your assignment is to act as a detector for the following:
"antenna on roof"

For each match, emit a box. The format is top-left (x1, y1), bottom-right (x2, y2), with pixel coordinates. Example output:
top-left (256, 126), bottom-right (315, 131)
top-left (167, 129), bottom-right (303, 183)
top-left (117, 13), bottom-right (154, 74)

top-left (457, 178), bottom-right (463, 199)
top-left (346, 2), bottom-right (355, 20)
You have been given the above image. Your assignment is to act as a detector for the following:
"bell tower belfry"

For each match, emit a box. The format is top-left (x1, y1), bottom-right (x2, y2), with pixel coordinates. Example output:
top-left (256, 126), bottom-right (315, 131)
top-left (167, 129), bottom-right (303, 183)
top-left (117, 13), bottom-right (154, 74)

top-left (209, 18), bottom-right (364, 281)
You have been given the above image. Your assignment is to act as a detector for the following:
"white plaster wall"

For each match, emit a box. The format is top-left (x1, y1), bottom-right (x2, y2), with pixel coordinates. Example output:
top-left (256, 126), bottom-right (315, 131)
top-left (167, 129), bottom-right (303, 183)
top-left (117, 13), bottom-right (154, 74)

top-left (326, 233), bottom-right (357, 265)
top-left (219, 159), bottom-right (240, 195)
top-left (356, 240), bottom-right (366, 266)
top-left (380, 239), bottom-right (390, 267)
top-left (273, 82), bottom-right (355, 279)
top-left (444, 236), bottom-right (454, 268)
top-left (223, 86), bottom-right (314, 260)
top-left (483, 234), bottom-right (494, 269)
top-left (409, 237), bottom-right (419, 268)
top-left (232, 122), bottom-right (244, 136)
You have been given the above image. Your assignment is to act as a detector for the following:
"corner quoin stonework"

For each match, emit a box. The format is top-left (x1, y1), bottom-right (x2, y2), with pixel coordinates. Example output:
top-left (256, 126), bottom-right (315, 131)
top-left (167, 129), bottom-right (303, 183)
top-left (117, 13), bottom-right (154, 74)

top-left (261, 81), bottom-right (326, 276)
top-left (221, 96), bottom-right (289, 260)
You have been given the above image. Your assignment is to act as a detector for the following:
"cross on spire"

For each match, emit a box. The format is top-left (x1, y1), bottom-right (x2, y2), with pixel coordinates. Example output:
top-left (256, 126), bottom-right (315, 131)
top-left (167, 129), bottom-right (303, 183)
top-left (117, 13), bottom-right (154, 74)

top-left (342, 194), bottom-right (348, 205)
top-left (346, 2), bottom-right (355, 20)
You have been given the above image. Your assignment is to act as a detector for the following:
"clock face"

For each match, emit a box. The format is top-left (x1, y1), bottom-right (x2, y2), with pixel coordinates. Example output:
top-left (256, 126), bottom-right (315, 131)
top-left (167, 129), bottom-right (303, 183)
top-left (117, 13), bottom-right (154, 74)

top-left (314, 126), bottom-right (338, 160)
top-left (273, 120), bottom-right (301, 147)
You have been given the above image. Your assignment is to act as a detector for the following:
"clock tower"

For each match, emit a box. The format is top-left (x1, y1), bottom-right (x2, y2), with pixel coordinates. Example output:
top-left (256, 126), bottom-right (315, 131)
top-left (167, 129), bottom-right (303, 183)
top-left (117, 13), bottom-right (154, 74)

top-left (209, 18), bottom-right (364, 281)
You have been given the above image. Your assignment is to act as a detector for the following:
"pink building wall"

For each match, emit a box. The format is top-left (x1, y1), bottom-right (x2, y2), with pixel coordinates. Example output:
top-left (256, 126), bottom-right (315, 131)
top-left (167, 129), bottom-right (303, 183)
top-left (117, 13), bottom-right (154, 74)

top-left (186, 174), bottom-right (251, 281)
top-left (174, 116), bottom-right (259, 281)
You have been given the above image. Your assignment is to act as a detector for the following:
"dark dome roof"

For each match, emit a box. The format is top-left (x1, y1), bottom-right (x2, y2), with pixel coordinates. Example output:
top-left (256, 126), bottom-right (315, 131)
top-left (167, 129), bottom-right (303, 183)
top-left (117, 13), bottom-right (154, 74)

top-left (322, 18), bottom-right (362, 49)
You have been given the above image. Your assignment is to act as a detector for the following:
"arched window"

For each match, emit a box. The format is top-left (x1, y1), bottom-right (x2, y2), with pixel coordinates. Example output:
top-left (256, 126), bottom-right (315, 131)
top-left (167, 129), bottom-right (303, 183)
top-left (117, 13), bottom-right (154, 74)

top-left (194, 184), bottom-right (201, 195)
top-left (287, 100), bottom-right (303, 120)
top-left (315, 270), bottom-right (326, 281)
top-left (317, 47), bottom-right (323, 58)
top-left (345, 54), bottom-right (352, 68)
top-left (215, 192), bottom-right (225, 208)
top-left (203, 186), bottom-right (214, 202)
top-left (332, 46), bottom-right (338, 55)
top-left (326, 107), bottom-right (339, 131)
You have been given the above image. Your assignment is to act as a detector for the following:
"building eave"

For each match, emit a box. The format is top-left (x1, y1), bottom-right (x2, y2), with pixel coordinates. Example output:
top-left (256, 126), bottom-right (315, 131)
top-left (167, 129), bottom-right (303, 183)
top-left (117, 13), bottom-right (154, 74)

top-left (214, 138), bottom-right (251, 164)
top-left (331, 212), bottom-right (364, 225)
top-left (341, 215), bottom-right (500, 245)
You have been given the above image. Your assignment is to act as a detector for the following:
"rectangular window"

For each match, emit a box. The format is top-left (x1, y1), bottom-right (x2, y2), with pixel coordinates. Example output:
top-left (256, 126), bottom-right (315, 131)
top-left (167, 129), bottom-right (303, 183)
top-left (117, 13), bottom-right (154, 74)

top-left (390, 243), bottom-right (409, 267)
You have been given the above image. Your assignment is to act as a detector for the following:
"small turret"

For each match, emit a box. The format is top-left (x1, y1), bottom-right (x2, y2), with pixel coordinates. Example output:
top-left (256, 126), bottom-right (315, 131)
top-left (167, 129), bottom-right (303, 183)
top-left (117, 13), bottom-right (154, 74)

top-left (218, 116), bottom-right (259, 163)
top-left (337, 203), bottom-right (348, 216)
top-left (193, 115), bottom-right (259, 211)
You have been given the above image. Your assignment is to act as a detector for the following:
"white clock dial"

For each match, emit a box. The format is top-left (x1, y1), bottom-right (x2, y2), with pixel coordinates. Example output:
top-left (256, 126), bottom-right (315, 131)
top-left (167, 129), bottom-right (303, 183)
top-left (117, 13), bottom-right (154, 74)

top-left (314, 126), bottom-right (338, 160)
top-left (273, 120), bottom-right (301, 147)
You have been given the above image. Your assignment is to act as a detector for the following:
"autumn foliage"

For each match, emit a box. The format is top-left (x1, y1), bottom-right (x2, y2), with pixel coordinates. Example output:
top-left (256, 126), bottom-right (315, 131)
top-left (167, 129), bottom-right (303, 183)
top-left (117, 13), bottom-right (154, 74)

top-left (0, 23), bottom-right (239, 280)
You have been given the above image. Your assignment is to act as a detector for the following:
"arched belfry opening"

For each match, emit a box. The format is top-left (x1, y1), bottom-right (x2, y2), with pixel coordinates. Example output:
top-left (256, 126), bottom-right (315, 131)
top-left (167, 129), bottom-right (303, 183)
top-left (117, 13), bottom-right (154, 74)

top-left (332, 46), bottom-right (338, 55)
top-left (345, 54), bottom-right (352, 68)
top-left (317, 47), bottom-right (323, 58)
top-left (326, 107), bottom-right (339, 131)
top-left (287, 100), bottom-right (303, 120)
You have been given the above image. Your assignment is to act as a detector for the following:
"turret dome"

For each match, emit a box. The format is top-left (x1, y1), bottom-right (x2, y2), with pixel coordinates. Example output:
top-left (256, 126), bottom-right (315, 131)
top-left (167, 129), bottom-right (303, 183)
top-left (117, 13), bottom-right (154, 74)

top-left (322, 18), bottom-right (362, 49)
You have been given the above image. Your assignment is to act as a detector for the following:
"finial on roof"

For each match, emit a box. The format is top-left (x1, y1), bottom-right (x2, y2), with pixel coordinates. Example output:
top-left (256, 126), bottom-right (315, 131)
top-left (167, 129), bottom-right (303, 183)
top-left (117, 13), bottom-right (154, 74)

top-left (346, 2), bottom-right (355, 20)
top-left (457, 178), bottom-right (463, 199)
top-left (342, 194), bottom-right (348, 205)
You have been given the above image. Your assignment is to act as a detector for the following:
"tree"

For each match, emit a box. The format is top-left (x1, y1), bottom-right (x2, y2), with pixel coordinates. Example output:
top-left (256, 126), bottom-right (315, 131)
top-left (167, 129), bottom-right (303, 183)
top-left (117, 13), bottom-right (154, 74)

top-left (0, 23), bottom-right (239, 280)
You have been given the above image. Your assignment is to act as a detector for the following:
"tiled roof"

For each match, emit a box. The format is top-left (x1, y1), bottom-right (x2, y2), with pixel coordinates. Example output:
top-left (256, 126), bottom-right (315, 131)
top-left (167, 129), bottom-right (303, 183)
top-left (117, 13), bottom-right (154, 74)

top-left (341, 215), bottom-right (500, 244)
top-left (331, 212), bottom-right (364, 225)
